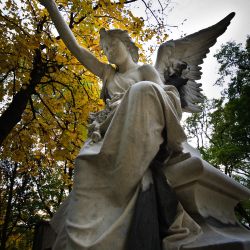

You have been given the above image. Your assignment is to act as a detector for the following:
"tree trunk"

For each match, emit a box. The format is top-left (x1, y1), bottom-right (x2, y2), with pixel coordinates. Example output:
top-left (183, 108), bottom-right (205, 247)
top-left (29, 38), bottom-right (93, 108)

top-left (0, 163), bottom-right (17, 250)
top-left (0, 49), bottom-right (45, 146)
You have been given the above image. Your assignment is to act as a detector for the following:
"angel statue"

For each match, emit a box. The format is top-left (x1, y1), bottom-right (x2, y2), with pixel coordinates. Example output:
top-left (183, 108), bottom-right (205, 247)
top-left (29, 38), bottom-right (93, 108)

top-left (38, 1), bottom-right (235, 249)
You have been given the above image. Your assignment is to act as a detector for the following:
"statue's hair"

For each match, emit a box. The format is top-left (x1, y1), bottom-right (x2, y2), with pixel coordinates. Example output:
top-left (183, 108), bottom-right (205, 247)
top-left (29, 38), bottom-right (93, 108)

top-left (99, 28), bottom-right (139, 63)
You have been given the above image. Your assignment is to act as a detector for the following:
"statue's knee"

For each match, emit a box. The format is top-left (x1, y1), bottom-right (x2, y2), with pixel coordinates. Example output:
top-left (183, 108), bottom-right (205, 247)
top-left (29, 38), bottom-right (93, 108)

top-left (130, 81), bottom-right (156, 96)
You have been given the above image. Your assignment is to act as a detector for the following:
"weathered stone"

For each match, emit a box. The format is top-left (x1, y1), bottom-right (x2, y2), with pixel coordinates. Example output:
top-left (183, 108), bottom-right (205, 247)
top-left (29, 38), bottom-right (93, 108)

top-left (164, 148), bottom-right (250, 250)
top-left (36, 2), bottom-right (247, 249)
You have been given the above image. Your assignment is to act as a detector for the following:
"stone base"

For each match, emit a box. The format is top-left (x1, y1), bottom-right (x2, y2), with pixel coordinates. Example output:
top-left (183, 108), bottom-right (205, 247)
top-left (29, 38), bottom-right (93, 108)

top-left (164, 145), bottom-right (250, 250)
top-left (181, 215), bottom-right (250, 250)
top-left (33, 145), bottom-right (250, 250)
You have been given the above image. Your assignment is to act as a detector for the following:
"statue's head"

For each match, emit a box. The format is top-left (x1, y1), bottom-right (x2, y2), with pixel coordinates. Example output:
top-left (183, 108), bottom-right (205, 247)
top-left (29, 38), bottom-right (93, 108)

top-left (99, 28), bottom-right (139, 63)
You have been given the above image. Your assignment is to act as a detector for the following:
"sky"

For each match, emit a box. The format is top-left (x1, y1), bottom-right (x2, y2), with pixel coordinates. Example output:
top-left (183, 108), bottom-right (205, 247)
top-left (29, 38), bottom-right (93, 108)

top-left (156, 0), bottom-right (250, 99)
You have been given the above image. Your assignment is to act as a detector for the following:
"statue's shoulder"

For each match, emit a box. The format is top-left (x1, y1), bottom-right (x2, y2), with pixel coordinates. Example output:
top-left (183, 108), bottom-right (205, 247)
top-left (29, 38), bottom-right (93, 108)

top-left (138, 64), bottom-right (161, 81)
top-left (138, 64), bottom-right (157, 74)
top-left (138, 64), bottom-right (155, 71)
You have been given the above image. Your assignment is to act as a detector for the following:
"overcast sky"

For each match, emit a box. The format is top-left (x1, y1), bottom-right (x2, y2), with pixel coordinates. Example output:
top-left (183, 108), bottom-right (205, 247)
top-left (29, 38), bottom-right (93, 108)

top-left (159, 0), bottom-right (250, 99)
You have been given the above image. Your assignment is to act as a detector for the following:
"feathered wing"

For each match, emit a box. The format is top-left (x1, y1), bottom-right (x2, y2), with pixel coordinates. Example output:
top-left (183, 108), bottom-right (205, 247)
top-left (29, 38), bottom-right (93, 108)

top-left (155, 12), bottom-right (235, 112)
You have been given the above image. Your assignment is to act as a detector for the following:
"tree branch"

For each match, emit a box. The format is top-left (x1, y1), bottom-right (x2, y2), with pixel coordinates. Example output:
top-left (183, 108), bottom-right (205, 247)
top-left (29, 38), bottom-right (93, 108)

top-left (0, 49), bottom-right (46, 145)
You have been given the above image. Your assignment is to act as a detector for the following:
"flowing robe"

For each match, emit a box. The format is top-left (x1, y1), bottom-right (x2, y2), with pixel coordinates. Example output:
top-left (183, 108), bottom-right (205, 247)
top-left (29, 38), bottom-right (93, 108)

top-left (50, 65), bottom-right (201, 250)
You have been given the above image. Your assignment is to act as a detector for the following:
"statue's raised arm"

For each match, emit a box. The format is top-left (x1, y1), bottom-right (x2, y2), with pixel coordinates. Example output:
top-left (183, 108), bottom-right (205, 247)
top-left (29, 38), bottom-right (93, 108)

top-left (39, 0), bottom-right (107, 78)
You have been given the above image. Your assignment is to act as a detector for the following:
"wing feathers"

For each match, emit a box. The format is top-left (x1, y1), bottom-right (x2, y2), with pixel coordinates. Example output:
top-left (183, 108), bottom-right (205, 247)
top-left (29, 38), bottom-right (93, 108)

top-left (174, 12), bottom-right (235, 65)
top-left (154, 12), bottom-right (235, 112)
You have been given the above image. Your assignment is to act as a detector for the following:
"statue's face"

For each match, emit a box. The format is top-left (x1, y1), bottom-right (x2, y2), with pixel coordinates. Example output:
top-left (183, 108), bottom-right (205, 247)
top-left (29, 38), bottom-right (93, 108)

top-left (102, 36), bottom-right (130, 65)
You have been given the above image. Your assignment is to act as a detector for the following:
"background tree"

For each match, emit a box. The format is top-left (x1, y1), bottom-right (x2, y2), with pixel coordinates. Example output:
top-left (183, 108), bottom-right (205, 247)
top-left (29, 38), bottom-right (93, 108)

top-left (0, 160), bottom-right (65, 249)
top-left (0, 0), bottom-right (171, 248)
top-left (184, 37), bottom-right (250, 227)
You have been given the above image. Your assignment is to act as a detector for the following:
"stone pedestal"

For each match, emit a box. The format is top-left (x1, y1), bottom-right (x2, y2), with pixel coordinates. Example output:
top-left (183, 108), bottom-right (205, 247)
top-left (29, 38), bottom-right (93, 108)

top-left (33, 145), bottom-right (250, 250)
top-left (164, 151), bottom-right (250, 250)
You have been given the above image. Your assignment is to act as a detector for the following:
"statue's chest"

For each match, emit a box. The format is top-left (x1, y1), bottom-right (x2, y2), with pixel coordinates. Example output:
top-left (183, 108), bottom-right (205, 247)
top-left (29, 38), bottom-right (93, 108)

top-left (107, 70), bottom-right (141, 96)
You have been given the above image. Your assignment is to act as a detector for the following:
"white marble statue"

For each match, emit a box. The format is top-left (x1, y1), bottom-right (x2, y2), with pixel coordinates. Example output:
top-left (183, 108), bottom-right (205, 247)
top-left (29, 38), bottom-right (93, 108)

top-left (39, 1), bottom-right (236, 249)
